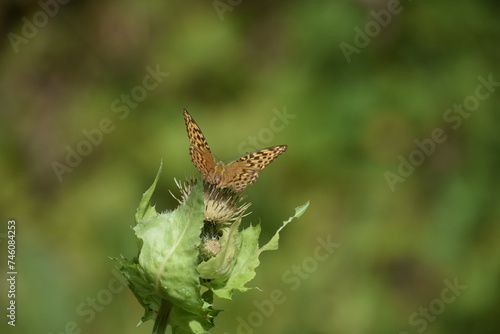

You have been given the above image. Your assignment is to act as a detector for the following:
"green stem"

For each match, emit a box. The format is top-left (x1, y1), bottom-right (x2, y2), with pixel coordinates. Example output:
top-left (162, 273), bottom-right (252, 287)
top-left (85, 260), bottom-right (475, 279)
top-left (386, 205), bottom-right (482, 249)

top-left (152, 299), bottom-right (173, 334)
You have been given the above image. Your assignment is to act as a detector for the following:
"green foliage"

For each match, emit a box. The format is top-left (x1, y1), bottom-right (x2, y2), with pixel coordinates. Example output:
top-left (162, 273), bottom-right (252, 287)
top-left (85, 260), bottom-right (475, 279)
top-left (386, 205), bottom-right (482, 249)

top-left (201, 202), bottom-right (309, 299)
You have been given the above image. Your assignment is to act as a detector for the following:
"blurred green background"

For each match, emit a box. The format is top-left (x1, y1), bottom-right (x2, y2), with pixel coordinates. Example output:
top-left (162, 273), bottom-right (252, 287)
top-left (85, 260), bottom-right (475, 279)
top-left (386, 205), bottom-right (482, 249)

top-left (1, 0), bottom-right (499, 333)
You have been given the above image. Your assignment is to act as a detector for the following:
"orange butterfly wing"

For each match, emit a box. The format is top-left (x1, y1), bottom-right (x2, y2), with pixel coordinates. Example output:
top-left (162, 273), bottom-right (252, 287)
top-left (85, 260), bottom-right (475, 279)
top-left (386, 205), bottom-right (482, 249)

top-left (183, 109), bottom-right (216, 178)
top-left (223, 145), bottom-right (288, 191)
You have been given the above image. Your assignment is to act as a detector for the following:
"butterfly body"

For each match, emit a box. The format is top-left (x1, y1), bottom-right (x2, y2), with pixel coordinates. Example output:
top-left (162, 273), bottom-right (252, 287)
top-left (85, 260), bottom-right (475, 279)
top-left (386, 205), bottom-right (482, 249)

top-left (206, 161), bottom-right (226, 184)
top-left (183, 109), bottom-right (287, 191)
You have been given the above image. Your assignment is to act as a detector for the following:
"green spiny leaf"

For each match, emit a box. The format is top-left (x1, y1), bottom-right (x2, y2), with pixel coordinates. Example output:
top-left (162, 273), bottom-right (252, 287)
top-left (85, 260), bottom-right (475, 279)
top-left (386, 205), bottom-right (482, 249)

top-left (135, 162), bottom-right (163, 225)
top-left (211, 202), bottom-right (309, 299)
top-left (134, 181), bottom-right (206, 315)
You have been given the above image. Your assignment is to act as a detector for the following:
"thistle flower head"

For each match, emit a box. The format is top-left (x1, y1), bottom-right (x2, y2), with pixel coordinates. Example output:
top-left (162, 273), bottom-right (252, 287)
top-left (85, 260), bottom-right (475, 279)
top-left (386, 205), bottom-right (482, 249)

top-left (172, 178), bottom-right (251, 224)
top-left (198, 236), bottom-right (222, 261)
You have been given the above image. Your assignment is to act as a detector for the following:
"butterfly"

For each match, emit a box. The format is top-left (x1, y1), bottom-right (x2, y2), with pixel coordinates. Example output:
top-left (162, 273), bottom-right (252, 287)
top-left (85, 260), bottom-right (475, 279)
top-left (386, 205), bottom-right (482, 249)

top-left (183, 109), bottom-right (288, 191)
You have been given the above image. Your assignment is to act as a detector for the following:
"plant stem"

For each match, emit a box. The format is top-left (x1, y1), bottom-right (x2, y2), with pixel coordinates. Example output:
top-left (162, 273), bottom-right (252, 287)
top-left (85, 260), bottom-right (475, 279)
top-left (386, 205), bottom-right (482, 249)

top-left (152, 299), bottom-right (173, 334)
